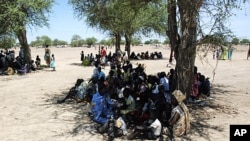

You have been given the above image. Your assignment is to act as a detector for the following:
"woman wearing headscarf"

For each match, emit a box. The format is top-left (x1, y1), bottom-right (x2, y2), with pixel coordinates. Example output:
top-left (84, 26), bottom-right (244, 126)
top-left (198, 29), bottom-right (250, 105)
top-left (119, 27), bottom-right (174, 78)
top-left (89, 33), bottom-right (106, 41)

top-left (44, 45), bottom-right (51, 66)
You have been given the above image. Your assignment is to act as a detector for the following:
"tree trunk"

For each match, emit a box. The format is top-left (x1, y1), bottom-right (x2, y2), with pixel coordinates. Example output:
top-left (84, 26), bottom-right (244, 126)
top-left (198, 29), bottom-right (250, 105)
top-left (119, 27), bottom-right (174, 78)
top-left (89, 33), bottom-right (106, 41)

top-left (166, 0), bottom-right (179, 64)
top-left (16, 27), bottom-right (31, 64)
top-left (175, 0), bottom-right (202, 98)
top-left (115, 33), bottom-right (121, 53)
top-left (124, 34), bottom-right (131, 59)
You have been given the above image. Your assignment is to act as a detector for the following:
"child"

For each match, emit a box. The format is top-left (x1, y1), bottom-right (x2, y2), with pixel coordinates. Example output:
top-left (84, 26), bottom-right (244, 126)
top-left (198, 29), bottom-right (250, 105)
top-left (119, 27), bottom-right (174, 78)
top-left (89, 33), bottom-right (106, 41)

top-left (50, 54), bottom-right (56, 71)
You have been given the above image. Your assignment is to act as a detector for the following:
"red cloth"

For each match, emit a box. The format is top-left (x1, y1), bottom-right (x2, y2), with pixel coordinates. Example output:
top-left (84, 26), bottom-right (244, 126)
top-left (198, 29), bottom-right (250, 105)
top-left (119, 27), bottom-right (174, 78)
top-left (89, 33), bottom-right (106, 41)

top-left (100, 49), bottom-right (106, 57)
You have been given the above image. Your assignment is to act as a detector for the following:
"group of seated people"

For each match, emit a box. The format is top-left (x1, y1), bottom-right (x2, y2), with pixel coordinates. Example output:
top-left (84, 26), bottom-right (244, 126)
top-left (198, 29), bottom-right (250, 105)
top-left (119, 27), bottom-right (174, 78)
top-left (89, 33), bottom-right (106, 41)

top-left (190, 66), bottom-right (211, 102)
top-left (129, 51), bottom-right (163, 60)
top-left (0, 49), bottom-right (41, 75)
top-left (58, 59), bottom-right (210, 140)
top-left (81, 51), bottom-right (124, 67)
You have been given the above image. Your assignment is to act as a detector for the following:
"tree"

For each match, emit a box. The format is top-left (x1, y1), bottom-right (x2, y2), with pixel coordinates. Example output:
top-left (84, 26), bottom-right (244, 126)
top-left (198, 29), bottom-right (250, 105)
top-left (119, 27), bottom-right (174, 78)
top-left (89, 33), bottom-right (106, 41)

top-left (52, 39), bottom-right (68, 46)
top-left (69, 0), bottom-right (167, 57)
top-left (69, 0), bottom-right (122, 52)
top-left (30, 36), bottom-right (43, 47)
top-left (0, 0), bottom-right (55, 63)
top-left (0, 34), bottom-right (16, 50)
top-left (131, 37), bottom-right (142, 46)
top-left (40, 35), bottom-right (52, 47)
top-left (163, 38), bottom-right (170, 44)
top-left (231, 37), bottom-right (239, 45)
top-left (70, 34), bottom-right (84, 47)
top-left (166, 0), bottom-right (247, 98)
top-left (240, 38), bottom-right (250, 44)
top-left (85, 37), bottom-right (97, 47)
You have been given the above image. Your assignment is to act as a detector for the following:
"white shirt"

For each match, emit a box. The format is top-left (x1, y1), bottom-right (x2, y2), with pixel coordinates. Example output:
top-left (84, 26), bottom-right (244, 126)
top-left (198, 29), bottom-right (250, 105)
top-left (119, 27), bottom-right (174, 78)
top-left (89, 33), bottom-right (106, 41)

top-left (149, 118), bottom-right (162, 136)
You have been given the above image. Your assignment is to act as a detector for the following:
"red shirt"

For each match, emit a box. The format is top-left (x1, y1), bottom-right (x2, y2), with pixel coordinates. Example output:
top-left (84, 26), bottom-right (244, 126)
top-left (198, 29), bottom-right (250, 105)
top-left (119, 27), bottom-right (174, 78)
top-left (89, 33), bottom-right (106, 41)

top-left (101, 49), bottom-right (106, 57)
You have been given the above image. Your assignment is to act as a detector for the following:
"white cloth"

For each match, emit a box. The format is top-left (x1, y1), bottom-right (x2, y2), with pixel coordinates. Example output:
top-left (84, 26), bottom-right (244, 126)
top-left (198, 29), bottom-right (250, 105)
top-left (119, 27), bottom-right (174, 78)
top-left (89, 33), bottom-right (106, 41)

top-left (149, 119), bottom-right (162, 136)
top-left (115, 117), bottom-right (128, 135)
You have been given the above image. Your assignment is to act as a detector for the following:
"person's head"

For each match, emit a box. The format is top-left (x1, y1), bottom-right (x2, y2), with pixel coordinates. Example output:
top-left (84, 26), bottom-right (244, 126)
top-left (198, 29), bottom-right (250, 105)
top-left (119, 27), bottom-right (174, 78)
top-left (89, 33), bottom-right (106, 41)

top-left (98, 66), bottom-right (102, 72)
top-left (123, 87), bottom-right (131, 98)
top-left (109, 70), bottom-right (114, 76)
top-left (170, 69), bottom-right (175, 74)
top-left (46, 45), bottom-right (49, 48)
top-left (148, 105), bottom-right (157, 120)
top-left (158, 84), bottom-right (165, 94)
top-left (172, 90), bottom-right (186, 106)
top-left (98, 82), bottom-right (109, 96)
top-left (94, 62), bottom-right (99, 68)
top-left (75, 79), bottom-right (84, 86)
top-left (194, 66), bottom-right (198, 74)
top-left (160, 71), bottom-right (166, 78)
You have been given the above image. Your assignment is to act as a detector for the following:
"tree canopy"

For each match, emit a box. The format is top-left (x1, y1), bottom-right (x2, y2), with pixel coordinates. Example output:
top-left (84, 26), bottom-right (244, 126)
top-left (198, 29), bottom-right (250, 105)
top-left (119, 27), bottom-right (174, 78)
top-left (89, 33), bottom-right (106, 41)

top-left (0, 0), bottom-right (55, 62)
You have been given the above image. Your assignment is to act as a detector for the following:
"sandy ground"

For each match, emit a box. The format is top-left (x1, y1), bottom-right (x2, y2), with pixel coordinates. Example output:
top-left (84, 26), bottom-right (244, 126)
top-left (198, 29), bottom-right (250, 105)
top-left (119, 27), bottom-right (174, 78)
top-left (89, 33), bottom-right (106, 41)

top-left (0, 45), bottom-right (250, 141)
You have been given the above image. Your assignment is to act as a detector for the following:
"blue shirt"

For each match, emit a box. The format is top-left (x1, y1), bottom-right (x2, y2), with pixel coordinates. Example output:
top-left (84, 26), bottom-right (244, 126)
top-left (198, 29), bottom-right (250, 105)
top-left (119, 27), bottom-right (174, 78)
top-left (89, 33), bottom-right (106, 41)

top-left (98, 71), bottom-right (105, 80)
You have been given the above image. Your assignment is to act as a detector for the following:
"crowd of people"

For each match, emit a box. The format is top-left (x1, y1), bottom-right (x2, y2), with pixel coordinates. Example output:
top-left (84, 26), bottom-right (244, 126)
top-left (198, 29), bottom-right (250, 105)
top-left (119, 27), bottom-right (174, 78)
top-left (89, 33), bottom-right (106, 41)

top-left (129, 51), bottom-right (163, 60)
top-left (81, 46), bottom-right (124, 67)
top-left (0, 48), bottom-right (36, 75)
top-left (80, 47), bottom-right (163, 69)
top-left (213, 46), bottom-right (233, 60)
top-left (0, 45), bottom-right (56, 75)
top-left (59, 51), bottom-right (211, 140)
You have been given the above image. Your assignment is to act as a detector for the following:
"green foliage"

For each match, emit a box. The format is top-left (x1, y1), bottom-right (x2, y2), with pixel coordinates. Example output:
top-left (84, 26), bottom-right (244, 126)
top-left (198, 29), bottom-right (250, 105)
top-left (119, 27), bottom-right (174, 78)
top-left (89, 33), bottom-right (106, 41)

top-left (163, 38), bottom-right (170, 44)
top-left (99, 38), bottom-right (113, 46)
top-left (144, 39), bottom-right (160, 45)
top-left (70, 34), bottom-right (85, 47)
top-left (240, 38), bottom-right (250, 44)
top-left (52, 39), bottom-right (68, 46)
top-left (131, 37), bottom-right (142, 46)
top-left (0, 34), bottom-right (16, 49)
top-left (41, 35), bottom-right (52, 47)
top-left (144, 40), bottom-right (152, 45)
top-left (231, 37), bottom-right (239, 45)
top-left (30, 35), bottom-right (52, 47)
top-left (69, 0), bottom-right (167, 46)
top-left (0, 0), bottom-right (55, 62)
top-left (0, 0), bottom-right (55, 35)
top-left (85, 37), bottom-right (97, 47)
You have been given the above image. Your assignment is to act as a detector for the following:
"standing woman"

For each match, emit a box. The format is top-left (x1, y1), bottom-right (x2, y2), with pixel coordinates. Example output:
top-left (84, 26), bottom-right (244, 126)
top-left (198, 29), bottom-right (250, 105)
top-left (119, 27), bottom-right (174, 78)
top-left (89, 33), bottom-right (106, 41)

top-left (44, 45), bottom-right (51, 66)
top-left (50, 54), bottom-right (56, 71)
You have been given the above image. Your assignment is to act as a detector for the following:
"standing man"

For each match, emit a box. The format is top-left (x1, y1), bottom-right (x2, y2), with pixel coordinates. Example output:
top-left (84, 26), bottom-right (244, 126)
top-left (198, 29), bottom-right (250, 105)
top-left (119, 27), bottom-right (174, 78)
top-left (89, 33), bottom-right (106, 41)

top-left (100, 46), bottom-right (107, 66)
top-left (80, 51), bottom-right (84, 62)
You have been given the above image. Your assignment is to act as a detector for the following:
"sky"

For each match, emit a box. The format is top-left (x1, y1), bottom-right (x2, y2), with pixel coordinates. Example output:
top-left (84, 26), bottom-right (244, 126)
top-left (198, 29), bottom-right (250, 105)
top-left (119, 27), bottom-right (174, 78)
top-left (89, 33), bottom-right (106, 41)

top-left (27, 0), bottom-right (250, 44)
